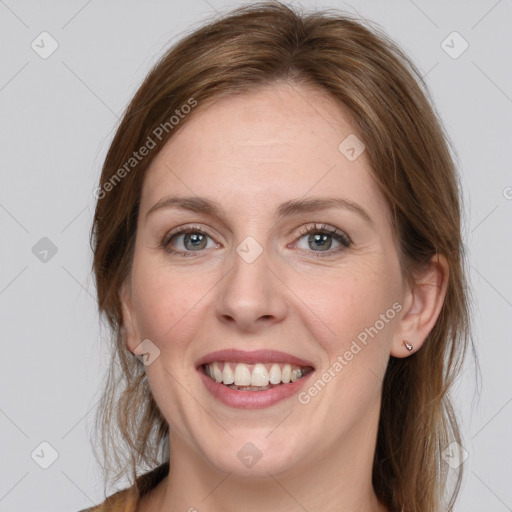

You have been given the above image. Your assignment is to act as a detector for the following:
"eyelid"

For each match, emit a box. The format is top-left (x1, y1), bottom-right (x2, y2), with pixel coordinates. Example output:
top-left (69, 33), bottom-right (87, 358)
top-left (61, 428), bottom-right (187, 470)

top-left (295, 222), bottom-right (351, 242)
top-left (162, 223), bottom-right (211, 246)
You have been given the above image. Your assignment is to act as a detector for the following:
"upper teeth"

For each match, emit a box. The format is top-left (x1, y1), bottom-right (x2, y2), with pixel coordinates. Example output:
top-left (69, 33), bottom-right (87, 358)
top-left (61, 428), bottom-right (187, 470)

top-left (204, 362), bottom-right (307, 386)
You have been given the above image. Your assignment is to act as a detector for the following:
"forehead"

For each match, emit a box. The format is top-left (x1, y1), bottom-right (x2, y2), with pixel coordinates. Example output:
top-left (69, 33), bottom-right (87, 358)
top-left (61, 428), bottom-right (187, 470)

top-left (140, 83), bottom-right (388, 221)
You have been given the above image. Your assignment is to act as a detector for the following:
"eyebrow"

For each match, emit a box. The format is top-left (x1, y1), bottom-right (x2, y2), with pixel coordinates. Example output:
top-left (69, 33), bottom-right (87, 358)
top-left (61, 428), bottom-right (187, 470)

top-left (145, 195), bottom-right (374, 225)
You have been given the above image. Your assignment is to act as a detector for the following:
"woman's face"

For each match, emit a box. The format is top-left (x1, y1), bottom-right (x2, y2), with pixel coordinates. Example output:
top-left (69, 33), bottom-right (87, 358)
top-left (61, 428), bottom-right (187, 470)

top-left (121, 83), bottom-right (409, 477)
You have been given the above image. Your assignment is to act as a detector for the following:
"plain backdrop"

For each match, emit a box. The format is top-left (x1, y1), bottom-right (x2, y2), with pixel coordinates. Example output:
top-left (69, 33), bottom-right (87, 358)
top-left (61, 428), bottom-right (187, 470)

top-left (0, 1), bottom-right (511, 510)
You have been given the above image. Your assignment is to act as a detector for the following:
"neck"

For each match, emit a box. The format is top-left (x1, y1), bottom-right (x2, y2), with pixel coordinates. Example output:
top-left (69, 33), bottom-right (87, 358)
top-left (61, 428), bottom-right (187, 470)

top-left (145, 404), bottom-right (388, 512)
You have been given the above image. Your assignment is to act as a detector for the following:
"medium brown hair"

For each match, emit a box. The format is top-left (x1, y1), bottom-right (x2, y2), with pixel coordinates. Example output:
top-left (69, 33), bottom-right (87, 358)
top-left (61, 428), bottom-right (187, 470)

top-left (90, 2), bottom-right (474, 510)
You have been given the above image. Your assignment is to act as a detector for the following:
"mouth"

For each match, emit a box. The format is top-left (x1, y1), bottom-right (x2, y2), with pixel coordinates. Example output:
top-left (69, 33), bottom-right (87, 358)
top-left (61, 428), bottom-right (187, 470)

top-left (201, 361), bottom-right (315, 391)
top-left (196, 349), bottom-right (315, 396)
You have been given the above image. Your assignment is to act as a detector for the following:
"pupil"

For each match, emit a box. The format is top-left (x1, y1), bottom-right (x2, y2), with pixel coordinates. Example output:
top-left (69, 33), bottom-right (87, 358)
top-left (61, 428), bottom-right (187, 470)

top-left (309, 233), bottom-right (331, 251)
top-left (185, 233), bottom-right (206, 250)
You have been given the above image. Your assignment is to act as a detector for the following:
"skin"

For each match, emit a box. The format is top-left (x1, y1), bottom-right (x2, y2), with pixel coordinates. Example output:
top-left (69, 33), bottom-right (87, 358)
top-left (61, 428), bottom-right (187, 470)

top-left (120, 82), bottom-right (448, 512)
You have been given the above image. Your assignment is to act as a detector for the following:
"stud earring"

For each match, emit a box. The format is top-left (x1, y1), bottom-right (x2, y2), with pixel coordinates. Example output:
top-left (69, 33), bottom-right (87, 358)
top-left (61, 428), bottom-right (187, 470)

top-left (403, 339), bottom-right (413, 351)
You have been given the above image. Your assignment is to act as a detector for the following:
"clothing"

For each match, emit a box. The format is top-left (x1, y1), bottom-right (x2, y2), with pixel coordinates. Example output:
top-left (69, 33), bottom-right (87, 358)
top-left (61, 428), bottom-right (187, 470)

top-left (78, 462), bottom-right (169, 512)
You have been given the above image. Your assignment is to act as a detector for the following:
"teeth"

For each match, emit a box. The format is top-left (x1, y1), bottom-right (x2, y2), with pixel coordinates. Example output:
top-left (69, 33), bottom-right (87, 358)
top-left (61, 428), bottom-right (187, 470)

top-left (281, 364), bottom-right (291, 383)
top-left (251, 364), bottom-right (269, 386)
top-left (212, 362), bottom-right (223, 383)
top-left (269, 364), bottom-right (281, 385)
top-left (204, 361), bottom-right (308, 387)
top-left (234, 363), bottom-right (251, 386)
top-left (222, 363), bottom-right (234, 385)
top-left (291, 368), bottom-right (302, 382)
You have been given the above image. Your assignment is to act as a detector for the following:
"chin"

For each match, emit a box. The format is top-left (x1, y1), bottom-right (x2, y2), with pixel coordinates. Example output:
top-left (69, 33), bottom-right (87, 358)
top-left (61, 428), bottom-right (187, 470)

top-left (199, 431), bottom-right (305, 477)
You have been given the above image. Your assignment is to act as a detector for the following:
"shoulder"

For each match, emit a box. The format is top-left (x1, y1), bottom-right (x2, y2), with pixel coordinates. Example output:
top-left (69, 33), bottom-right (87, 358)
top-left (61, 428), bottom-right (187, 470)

top-left (76, 487), bottom-right (134, 512)
top-left (77, 462), bottom-right (169, 512)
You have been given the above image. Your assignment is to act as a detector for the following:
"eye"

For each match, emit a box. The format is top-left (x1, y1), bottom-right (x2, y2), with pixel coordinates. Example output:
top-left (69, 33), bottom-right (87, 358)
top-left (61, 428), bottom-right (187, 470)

top-left (161, 222), bottom-right (351, 258)
top-left (293, 223), bottom-right (351, 255)
top-left (162, 224), bottom-right (219, 256)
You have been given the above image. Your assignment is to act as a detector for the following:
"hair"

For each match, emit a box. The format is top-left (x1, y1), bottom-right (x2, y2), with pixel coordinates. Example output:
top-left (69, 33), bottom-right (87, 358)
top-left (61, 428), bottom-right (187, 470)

top-left (89, 2), bottom-right (475, 511)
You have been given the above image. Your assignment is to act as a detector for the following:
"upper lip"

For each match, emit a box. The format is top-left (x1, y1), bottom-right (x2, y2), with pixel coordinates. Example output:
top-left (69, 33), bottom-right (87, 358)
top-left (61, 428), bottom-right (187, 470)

top-left (196, 349), bottom-right (315, 369)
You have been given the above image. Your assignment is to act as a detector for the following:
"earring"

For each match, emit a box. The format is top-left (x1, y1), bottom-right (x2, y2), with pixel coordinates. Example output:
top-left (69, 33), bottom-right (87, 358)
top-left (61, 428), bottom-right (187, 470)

top-left (403, 339), bottom-right (413, 351)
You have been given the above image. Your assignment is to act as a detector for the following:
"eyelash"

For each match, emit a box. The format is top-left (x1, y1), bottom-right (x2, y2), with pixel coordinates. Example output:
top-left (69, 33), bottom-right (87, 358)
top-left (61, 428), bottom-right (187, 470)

top-left (161, 222), bottom-right (352, 258)
top-left (295, 223), bottom-right (351, 255)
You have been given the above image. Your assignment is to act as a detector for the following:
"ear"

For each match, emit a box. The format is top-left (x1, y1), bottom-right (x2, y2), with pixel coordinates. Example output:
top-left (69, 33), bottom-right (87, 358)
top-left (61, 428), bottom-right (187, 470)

top-left (391, 253), bottom-right (449, 358)
top-left (119, 279), bottom-right (140, 354)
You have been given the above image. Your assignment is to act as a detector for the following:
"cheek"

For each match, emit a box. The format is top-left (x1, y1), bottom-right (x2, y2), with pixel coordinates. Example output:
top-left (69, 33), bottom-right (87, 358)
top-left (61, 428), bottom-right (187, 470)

top-left (291, 263), bottom-right (396, 346)
top-left (301, 270), bottom-right (397, 406)
top-left (130, 258), bottom-right (216, 351)
top-left (129, 261), bottom-right (211, 425)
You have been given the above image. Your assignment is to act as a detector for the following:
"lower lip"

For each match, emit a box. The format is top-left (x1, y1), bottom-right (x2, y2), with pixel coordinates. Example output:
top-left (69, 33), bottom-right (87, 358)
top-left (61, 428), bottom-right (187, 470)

top-left (198, 369), bottom-right (314, 409)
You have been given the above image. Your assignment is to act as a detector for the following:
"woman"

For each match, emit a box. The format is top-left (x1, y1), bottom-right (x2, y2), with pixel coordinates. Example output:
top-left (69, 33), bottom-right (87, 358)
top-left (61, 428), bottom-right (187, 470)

top-left (85, 2), bottom-right (473, 511)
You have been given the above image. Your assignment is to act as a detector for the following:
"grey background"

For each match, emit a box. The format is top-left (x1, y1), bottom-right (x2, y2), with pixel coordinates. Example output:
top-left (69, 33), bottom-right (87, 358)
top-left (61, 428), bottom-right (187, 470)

top-left (0, 0), bottom-right (511, 510)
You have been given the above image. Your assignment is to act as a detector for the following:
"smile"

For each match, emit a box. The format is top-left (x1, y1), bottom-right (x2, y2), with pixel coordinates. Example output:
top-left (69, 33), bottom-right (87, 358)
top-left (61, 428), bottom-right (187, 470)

top-left (196, 349), bottom-right (316, 408)
top-left (202, 362), bottom-right (314, 390)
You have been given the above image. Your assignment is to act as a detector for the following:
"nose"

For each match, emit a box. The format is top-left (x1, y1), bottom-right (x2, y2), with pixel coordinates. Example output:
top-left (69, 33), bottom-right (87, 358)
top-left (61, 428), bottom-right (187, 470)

top-left (215, 244), bottom-right (288, 332)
